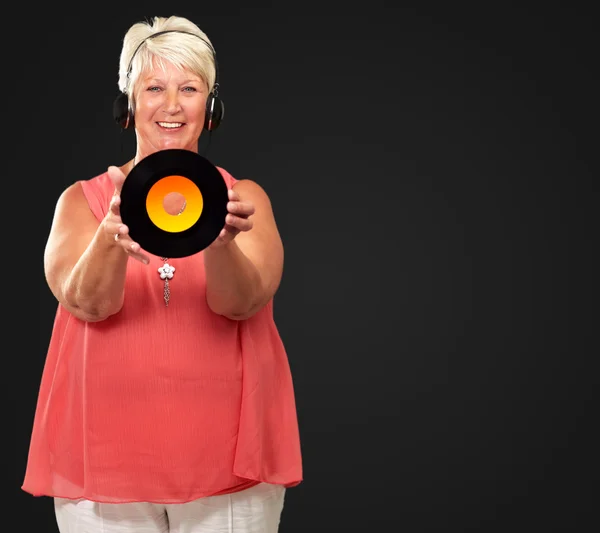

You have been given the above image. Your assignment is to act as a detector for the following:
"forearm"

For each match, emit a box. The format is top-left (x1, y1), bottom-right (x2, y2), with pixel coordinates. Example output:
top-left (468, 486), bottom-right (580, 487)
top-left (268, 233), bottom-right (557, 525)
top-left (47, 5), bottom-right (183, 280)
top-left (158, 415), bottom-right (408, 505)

top-left (203, 241), bottom-right (264, 318)
top-left (63, 230), bottom-right (128, 320)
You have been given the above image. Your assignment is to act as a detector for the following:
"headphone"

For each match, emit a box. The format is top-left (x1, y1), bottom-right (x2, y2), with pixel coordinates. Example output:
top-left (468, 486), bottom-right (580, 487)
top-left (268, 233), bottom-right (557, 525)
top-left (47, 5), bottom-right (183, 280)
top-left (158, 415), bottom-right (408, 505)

top-left (112, 30), bottom-right (224, 131)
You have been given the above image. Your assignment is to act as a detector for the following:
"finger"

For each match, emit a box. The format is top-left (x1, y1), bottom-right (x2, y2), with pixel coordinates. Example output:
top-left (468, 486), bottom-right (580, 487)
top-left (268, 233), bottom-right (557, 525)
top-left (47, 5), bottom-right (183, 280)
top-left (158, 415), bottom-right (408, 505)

top-left (109, 194), bottom-right (121, 215)
top-left (108, 165), bottom-right (127, 193)
top-left (105, 221), bottom-right (135, 248)
top-left (126, 242), bottom-right (150, 264)
top-left (225, 214), bottom-right (253, 232)
top-left (227, 201), bottom-right (255, 217)
top-left (106, 221), bottom-right (129, 237)
top-left (113, 234), bottom-right (150, 264)
top-left (209, 223), bottom-right (242, 249)
top-left (228, 188), bottom-right (240, 202)
top-left (217, 225), bottom-right (238, 243)
top-left (126, 250), bottom-right (150, 264)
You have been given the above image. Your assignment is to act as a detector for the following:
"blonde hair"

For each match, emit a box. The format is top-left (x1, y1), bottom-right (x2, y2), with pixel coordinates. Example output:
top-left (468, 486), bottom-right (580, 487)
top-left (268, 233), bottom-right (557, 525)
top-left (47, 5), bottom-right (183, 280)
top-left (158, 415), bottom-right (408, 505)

top-left (117, 16), bottom-right (217, 104)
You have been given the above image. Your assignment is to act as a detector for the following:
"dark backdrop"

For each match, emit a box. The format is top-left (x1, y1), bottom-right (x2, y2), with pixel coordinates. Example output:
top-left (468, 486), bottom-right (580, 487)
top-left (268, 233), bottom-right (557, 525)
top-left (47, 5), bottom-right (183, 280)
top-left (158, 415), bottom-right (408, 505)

top-left (9, 3), bottom-right (595, 532)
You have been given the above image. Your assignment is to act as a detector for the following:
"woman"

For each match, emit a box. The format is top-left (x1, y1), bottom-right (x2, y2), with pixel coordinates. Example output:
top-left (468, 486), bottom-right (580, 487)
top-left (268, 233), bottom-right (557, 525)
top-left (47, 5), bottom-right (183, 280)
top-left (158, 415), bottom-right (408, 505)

top-left (22, 15), bottom-right (302, 533)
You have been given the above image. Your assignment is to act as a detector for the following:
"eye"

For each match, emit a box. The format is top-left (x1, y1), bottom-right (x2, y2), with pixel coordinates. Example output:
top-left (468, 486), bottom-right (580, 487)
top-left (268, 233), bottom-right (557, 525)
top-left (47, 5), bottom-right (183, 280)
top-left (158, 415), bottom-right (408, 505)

top-left (148, 86), bottom-right (162, 92)
top-left (182, 87), bottom-right (197, 92)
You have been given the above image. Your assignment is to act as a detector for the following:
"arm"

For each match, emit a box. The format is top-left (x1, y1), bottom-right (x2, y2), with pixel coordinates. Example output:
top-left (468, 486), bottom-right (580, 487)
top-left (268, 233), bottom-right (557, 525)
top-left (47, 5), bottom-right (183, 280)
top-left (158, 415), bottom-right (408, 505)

top-left (44, 169), bottom-right (149, 322)
top-left (204, 179), bottom-right (284, 320)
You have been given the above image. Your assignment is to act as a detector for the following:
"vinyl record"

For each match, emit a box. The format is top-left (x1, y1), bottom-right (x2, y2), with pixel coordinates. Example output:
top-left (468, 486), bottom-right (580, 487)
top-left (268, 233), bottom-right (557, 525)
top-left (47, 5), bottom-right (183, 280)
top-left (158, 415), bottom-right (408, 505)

top-left (119, 149), bottom-right (229, 258)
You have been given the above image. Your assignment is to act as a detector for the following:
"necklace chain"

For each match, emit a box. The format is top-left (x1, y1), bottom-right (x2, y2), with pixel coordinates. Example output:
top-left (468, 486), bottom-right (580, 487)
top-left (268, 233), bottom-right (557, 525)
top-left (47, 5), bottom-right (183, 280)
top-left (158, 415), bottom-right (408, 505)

top-left (156, 199), bottom-right (186, 307)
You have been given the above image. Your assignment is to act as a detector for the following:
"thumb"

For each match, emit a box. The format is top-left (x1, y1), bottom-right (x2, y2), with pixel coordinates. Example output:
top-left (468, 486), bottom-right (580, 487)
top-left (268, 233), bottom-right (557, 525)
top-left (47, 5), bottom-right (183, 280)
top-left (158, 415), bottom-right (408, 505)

top-left (107, 165), bottom-right (126, 194)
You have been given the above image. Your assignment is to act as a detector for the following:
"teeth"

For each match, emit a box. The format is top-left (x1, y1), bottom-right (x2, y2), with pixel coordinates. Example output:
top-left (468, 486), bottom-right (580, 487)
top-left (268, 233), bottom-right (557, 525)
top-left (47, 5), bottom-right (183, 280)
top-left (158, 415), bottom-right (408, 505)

top-left (158, 122), bottom-right (183, 128)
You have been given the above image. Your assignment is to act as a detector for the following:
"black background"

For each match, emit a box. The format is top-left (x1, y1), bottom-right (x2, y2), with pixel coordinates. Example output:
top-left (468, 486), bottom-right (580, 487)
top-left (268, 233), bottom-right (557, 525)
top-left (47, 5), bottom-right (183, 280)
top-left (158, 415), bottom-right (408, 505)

top-left (9, 2), bottom-right (595, 532)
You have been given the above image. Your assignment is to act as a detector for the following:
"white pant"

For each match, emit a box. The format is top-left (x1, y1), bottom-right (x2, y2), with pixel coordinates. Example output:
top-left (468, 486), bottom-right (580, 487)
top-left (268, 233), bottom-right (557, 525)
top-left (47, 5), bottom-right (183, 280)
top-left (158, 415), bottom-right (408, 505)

top-left (54, 483), bottom-right (286, 533)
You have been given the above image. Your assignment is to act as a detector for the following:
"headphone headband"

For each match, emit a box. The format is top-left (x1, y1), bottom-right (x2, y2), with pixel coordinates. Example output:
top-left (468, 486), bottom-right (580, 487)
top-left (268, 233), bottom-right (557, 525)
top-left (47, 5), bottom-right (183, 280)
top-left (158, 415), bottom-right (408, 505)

top-left (125, 30), bottom-right (219, 95)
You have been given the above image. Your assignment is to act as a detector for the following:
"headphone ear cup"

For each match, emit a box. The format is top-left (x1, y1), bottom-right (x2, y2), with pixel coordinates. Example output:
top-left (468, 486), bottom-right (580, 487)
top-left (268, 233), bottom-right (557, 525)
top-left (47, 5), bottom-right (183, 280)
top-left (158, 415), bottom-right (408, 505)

top-left (113, 92), bottom-right (134, 129)
top-left (204, 93), bottom-right (224, 131)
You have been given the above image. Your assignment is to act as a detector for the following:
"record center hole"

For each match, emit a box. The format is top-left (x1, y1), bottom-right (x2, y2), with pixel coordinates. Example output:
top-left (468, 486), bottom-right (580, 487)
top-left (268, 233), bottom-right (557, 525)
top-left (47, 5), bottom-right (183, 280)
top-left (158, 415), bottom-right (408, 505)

top-left (163, 192), bottom-right (187, 216)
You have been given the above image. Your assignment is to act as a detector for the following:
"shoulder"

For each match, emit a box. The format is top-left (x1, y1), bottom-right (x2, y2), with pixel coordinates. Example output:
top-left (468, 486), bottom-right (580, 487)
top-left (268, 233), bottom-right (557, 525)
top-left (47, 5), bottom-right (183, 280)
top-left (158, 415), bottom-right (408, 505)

top-left (56, 171), bottom-right (112, 220)
top-left (233, 178), bottom-right (268, 194)
top-left (216, 167), bottom-right (273, 207)
top-left (80, 171), bottom-right (112, 195)
top-left (58, 172), bottom-right (110, 199)
top-left (56, 180), bottom-right (86, 206)
top-left (50, 181), bottom-right (93, 224)
top-left (233, 179), bottom-right (274, 211)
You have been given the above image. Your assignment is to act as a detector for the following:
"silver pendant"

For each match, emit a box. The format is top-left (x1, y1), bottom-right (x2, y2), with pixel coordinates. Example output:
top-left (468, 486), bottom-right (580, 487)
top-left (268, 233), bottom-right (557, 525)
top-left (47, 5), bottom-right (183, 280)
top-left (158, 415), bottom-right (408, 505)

top-left (158, 259), bottom-right (175, 306)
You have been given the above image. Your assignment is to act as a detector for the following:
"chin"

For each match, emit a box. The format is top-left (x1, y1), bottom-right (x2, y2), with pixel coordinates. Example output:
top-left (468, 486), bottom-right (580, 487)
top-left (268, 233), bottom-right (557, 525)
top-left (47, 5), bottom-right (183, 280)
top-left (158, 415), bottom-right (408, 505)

top-left (159, 139), bottom-right (189, 151)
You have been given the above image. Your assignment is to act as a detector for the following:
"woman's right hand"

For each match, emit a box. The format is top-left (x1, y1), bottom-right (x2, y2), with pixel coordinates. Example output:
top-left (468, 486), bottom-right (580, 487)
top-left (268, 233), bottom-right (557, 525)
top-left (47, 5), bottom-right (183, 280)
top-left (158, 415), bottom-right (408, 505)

top-left (103, 165), bottom-right (150, 265)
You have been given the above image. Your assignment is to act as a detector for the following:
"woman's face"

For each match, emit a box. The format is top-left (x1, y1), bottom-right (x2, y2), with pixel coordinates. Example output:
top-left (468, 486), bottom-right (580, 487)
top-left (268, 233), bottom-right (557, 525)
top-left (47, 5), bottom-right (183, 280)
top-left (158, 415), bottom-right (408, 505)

top-left (133, 58), bottom-right (208, 157)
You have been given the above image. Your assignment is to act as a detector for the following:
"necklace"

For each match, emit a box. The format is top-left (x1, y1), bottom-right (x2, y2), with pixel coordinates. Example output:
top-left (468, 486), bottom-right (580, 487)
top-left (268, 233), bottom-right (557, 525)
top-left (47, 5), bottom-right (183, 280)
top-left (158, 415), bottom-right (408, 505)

top-left (156, 199), bottom-right (187, 307)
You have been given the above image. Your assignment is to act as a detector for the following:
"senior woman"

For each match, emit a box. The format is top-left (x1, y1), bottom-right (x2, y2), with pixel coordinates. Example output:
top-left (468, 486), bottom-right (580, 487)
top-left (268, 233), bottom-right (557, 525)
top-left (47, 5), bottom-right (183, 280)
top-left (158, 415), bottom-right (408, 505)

top-left (22, 14), bottom-right (302, 533)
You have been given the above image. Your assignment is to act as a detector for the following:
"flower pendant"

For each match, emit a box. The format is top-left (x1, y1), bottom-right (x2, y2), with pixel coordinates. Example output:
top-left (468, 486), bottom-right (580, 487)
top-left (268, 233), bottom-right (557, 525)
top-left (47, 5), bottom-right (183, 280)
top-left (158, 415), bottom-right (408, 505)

top-left (158, 261), bottom-right (175, 306)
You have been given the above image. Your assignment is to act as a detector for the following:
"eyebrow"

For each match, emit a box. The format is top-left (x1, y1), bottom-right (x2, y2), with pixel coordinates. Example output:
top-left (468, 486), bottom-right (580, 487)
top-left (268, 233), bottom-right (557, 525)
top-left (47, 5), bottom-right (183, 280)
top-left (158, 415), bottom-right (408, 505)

top-left (144, 77), bottom-right (203, 84)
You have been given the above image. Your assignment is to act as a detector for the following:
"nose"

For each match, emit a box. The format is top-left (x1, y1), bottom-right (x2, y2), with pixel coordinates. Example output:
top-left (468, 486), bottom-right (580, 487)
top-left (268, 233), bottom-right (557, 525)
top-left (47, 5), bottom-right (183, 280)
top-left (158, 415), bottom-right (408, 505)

top-left (163, 88), bottom-right (182, 114)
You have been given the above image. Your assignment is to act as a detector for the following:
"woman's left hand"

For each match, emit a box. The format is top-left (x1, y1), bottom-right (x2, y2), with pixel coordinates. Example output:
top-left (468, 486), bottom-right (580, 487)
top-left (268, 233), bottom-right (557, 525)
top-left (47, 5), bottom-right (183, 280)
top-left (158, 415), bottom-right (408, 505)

top-left (210, 188), bottom-right (255, 248)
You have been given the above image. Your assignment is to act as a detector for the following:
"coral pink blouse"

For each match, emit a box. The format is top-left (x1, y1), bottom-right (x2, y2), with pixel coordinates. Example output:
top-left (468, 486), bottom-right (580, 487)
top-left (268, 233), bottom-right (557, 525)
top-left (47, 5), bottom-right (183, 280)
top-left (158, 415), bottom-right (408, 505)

top-left (22, 167), bottom-right (302, 503)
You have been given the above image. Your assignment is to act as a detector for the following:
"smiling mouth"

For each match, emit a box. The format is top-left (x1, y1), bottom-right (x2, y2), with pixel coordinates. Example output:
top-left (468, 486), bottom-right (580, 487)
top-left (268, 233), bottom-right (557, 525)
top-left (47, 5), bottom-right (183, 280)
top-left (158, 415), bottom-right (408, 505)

top-left (157, 122), bottom-right (184, 129)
